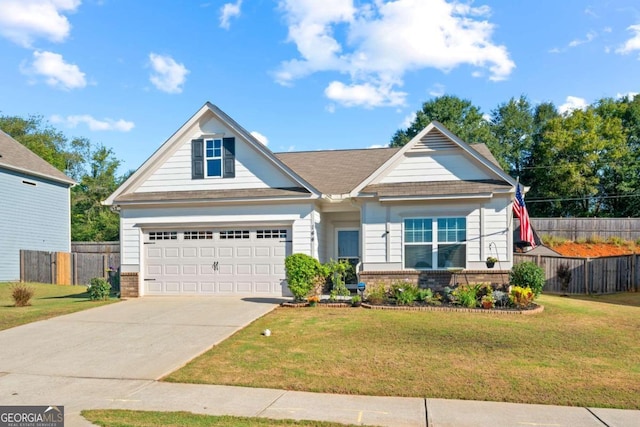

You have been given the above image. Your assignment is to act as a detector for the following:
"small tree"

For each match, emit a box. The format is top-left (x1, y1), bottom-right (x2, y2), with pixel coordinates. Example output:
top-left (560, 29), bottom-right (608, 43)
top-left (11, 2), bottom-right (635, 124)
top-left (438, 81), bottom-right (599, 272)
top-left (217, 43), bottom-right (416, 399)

top-left (285, 254), bottom-right (323, 301)
top-left (87, 277), bottom-right (111, 301)
top-left (556, 263), bottom-right (572, 296)
top-left (510, 261), bottom-right (545, 297)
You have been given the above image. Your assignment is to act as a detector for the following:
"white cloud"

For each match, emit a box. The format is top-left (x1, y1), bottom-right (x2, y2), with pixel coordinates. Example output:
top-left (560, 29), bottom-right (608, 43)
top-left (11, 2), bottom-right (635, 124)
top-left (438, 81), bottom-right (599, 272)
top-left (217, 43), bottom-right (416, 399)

top-left (22, 50), bottom-right (86, 90)
top-left (616, 24), bottom-right (640, 56)
top-left (400, 112), bottom-right (416, 129)
top-left (616, 91), bottom-right (638, 100)
top-left (428, 83), bottom-right (445, 97)
top-left (367, 144), bottom-right (386, 148)
top-left (276, 0), bottom-right (514, 108)
top-left (250, 130), bottom-right (268, 145)
top-left (149, 53), bottom-right (189, 94)
top-left (324, 80), bottom-right (406, 108)
top-left (568, 31), bottom-right (596, 47)
top-left (558, 96), bottom-right (588, 115)
top-left (220, 0), bottom-right (242, 29)
top-left (0, 0), bottom-right (80, 47)
top-left (51, 114), bottom-right (134, 131)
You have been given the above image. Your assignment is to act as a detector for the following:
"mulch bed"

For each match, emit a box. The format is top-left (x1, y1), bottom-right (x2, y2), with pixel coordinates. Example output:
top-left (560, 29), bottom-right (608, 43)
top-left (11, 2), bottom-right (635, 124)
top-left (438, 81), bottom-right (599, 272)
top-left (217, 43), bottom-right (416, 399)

top-left (282, 300), bottom-right (543, 315)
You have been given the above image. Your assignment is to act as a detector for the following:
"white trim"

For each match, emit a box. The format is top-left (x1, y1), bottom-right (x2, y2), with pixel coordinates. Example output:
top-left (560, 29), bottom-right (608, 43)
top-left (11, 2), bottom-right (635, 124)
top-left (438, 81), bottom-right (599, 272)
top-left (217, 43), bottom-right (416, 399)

top-left (379, 193), bottom-right (494, 202)
top-left (350, 121), bottom-right (517, 197)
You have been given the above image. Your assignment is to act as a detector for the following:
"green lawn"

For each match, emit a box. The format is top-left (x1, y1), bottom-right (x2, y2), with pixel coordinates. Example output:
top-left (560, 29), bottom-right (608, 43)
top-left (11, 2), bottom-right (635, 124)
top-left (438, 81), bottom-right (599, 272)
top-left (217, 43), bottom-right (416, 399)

top-left (0, 282), bottom-right (117, 331)
top-left (81, 410), bottom-right (358, 427)
top-left (165, 293), bottom-right (640, 409)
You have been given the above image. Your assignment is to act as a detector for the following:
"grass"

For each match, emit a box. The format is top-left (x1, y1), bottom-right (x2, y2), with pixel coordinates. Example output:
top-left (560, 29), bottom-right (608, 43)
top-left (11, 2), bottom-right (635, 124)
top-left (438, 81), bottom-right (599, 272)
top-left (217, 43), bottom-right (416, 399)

top-left (81, 410), bottom-right (358, 427)
top-left (0, 282), bottom-right (117, 331)
top-left (165, 293), bottom-right (640, 409)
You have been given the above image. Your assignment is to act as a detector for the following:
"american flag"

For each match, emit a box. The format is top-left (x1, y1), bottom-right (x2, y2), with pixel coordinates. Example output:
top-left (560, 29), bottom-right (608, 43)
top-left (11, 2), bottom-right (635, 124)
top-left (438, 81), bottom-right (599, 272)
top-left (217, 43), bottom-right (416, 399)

top-left (513, 184), bottom-right (536, 248)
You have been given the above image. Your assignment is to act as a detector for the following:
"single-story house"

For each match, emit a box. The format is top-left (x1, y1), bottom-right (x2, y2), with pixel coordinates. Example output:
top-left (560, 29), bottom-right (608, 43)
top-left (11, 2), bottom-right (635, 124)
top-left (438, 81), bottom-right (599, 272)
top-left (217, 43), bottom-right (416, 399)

top-left (0, 130), bottom-right (75, 282)
top-left (104, 102), bottom-right (517, 297)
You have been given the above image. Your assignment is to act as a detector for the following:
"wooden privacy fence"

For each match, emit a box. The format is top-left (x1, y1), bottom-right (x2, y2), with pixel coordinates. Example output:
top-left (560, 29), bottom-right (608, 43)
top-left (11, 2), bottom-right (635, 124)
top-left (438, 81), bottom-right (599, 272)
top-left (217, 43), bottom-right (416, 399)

top-left (20, 246), bottom-right (120, 286)
top-left (514, 253), bottom-right (639, 294)
top-left (532, 218), bottom-right (640, 241)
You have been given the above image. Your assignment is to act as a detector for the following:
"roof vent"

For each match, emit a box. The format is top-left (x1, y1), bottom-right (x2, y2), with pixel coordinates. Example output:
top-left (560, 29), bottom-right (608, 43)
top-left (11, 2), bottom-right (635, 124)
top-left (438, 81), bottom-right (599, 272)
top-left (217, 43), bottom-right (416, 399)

top-left (412, 129), bottom-right (456, 152)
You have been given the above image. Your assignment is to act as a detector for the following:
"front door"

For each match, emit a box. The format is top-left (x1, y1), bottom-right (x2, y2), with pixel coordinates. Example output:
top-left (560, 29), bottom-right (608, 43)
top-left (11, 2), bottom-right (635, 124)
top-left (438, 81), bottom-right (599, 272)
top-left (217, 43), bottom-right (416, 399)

top-left (337, 229), bottom-right (359, 284)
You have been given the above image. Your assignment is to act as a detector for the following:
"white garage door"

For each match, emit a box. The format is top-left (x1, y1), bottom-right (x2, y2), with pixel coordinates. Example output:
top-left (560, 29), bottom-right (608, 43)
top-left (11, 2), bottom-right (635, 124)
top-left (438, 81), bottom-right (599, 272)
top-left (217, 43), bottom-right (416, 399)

top-left (144, 228), bottom-right (290, 296)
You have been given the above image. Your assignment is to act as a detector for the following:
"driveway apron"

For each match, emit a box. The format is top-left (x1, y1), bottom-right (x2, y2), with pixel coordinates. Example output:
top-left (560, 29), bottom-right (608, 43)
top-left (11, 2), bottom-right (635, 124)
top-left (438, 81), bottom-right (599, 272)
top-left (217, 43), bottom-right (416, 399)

top-left (0, 296), bottom-right (282, 380)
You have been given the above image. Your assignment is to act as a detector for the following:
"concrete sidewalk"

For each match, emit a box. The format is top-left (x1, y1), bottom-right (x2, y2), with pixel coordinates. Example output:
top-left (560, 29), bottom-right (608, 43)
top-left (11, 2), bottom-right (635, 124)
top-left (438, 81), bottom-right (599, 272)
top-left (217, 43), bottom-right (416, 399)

top-left (1, 374), bottom-right (638, 426)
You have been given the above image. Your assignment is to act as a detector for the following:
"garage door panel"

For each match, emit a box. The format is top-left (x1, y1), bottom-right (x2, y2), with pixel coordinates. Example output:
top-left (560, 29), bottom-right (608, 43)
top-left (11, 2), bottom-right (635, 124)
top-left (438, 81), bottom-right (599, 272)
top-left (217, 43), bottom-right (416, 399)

top-left (237, 264), bottom-right (252, 275)
top-left (237, 282), bottom-right (252, 292)
top-left (255, 247), bottom-right (270, 257)
top-left (201, 282), bottom-right (215, 292)
top-left (183, 282), bottom-right (198, 292)
top-left (255, 264), bottom-right (270, 275)
top-left (182, 264), bottom-right (197, 275)
top-left (218, 282), bottom-right (233, 292)
top-left (164, 265), bottom-right (180, 275)
top-left (165, 282), bottom-right (180, 292)
top-left (144, 228), bottom-right (290, 296)
top-left (200, 247), bottom-right (214, 257)
top-left (183, 247), bottom-right (197, 257)
top-left (165, 248), bottom-right (179, 257)
top-left (236, 247), bottom-right (251, 257)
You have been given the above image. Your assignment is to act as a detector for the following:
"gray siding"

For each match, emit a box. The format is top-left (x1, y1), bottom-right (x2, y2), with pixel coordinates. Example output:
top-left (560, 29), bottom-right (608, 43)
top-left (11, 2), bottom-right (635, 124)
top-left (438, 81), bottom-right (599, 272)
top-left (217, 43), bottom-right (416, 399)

top-left (0, 168), bottom-right (71, 281)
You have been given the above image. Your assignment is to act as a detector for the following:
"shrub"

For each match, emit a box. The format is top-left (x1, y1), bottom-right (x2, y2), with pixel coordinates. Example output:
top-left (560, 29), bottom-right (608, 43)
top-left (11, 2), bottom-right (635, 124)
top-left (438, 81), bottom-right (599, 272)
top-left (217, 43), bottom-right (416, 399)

top-left (364, 283), bottom-right (388, 305)
top-left (416, 288), bottom-right (434, 303)
top-left (556, 263), bottom-right (572, 295)
top-left (510, 261), bottom-right (545, 297)
top-left (452, 284), bottom-right (480, 308)
top-left (350, 295), bottom-right (361, 306)
top-left (326, 259), bottom-right (351, 298)
top-left (285, 254), bottom-right (323, 301)
top-left (391, 282), bottom-right (418, 306)
top-left (87, 277), bottom-right (111, 301)
top-left (11, 283), bottom-right (34, 307)
top-left (509, 286), bottom-right (535, 308)
top-left (492, 290), bottom-right (509, 307)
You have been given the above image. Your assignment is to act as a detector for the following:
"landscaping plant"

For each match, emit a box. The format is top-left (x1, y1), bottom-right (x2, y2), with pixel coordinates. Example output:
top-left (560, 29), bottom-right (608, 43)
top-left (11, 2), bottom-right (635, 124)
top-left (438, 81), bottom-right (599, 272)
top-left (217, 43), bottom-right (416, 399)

top-left (326, 259), bottom-right (351, 299)
top-left (556, 263), bottom-right (572, 295)
top-left (392, 282), bottom-right (419, 306)
top-left (87, 277), bottom-right (111, 301)
top-left (510, 261), bottom-right (545, 297)
top-left (509, 285), bottom-right (534, 308)
top-left (285, 254), bottom-right (324, 301)
top-left (11, 283), bottom-right (34, 307)
top-left (452, 284), bottom-right (480, 308)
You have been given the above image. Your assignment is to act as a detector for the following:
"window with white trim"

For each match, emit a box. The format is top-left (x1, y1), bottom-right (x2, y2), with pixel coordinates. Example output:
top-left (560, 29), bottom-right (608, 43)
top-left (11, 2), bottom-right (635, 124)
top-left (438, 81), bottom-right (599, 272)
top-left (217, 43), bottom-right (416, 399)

top-left (205, 138), bottom-right (223, 178)
top-left (184, 231), bottom-right (213, 240)
top-left (404, 218), bottom-right (466, 269)
top-left (219, 230), bottom-right (249, 239)
top-left (149, 231), bottom-right (177, 240)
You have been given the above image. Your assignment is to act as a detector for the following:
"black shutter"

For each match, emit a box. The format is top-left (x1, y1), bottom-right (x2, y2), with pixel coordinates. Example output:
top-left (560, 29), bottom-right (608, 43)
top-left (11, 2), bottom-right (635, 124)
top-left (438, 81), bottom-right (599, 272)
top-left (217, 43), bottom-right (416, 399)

top-left (192, 138), bottom-right (204, 179)
top-left (223, 137), bottom-right (235, 178)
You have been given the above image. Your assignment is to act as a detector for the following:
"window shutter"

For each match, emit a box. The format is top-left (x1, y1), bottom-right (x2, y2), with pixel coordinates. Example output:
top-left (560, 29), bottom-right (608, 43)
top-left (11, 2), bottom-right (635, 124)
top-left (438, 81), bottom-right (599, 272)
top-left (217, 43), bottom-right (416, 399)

top-left (223, 137), bottom-right (235, 178)
top-left (192, 138), bottom-right (204, 179)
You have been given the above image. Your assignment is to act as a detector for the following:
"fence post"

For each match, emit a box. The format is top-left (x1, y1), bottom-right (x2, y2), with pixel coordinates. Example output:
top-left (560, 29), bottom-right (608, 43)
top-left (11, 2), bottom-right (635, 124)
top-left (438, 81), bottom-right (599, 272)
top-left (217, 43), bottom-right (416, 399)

top-left (584, 258), bottom-right (590, 295)
top-left (103, 255), bottom-right (109, 279)
top-left (20, 250), bottom-right (24, 283)
top-left (72, 252), bottom-right (78, 286)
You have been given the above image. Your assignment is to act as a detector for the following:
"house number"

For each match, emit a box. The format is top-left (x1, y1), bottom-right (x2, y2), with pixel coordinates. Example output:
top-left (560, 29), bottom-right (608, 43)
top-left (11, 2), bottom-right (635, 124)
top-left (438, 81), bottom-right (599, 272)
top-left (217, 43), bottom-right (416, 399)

top-left (213, 261), bottom-right (219, 271)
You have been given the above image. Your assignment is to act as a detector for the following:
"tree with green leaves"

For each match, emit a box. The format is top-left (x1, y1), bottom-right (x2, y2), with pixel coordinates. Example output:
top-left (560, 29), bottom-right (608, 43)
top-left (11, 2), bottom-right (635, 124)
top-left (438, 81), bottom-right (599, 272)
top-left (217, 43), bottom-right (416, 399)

top-left (390, 95), bottom-right (494, 147)
top-left (489, 95), bottom-right (534, 177)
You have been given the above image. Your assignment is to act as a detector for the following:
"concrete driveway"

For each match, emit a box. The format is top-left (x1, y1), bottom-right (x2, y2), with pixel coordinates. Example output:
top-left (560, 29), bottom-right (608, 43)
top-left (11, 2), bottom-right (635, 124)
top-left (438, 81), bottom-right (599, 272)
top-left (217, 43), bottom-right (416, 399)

top-left (0, 296), bottom-right (282, 380)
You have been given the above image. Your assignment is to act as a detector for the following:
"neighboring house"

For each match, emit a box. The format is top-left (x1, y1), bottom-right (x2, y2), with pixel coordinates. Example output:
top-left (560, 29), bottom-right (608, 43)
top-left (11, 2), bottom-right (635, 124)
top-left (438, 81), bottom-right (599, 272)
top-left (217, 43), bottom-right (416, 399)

top-left (105, 102), bottom-right (518, 297)
top-left (0, 130), bottom-right (75, 282)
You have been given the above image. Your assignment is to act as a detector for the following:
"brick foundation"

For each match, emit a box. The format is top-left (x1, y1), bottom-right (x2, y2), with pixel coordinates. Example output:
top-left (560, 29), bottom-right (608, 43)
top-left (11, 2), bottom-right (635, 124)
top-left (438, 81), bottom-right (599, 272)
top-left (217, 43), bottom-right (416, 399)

top-left (120, 272), bottom-right (139, 298)
top-left (358, 270), bottom-right (510, 292)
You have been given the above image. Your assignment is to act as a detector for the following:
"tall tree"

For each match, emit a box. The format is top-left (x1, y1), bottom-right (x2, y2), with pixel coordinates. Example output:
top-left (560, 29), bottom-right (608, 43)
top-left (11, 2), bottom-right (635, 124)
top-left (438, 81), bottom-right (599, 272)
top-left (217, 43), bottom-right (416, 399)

top-left (527, 107), bottom-right (627, 217)
top-left (390, 95), bottom-right (494, 147)
top-left (489, 95), bottom-right (534, 177)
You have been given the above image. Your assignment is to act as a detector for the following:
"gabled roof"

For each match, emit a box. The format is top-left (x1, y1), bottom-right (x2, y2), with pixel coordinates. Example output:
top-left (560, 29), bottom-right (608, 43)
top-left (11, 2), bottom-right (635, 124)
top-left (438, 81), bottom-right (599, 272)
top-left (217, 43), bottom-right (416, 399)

top-left (363, 180), bottom-right (512, 201)
top-left (0, 130), bottom-right (75, 186)
top-left (350, 121), bottom-right (516, 197)
top-left (105, 102), bottom-right (321, 205)
top-left (276, 147), bottom-right (399, 195)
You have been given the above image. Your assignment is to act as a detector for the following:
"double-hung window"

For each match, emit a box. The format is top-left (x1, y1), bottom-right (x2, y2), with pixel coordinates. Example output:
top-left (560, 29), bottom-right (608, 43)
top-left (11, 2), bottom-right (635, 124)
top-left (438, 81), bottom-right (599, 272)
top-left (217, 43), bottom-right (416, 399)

top-left (205, 139), bottom-right (223, 178)
top-left (404, 217), bottom-right (466, 269)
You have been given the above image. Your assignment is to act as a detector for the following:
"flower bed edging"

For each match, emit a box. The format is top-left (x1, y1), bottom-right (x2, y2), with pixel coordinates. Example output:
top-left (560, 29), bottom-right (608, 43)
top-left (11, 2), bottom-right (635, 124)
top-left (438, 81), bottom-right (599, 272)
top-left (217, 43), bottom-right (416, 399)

top-left (281, 301), bottom-right (352, 308)
top-left (361, 303), bottom-right (544, 315)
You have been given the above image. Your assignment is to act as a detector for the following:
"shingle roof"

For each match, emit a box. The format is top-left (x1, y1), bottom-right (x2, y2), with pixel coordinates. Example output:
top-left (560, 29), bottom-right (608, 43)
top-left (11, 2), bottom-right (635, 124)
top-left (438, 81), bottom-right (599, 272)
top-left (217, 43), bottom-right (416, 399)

top-left (114, 187), bottom-right (312, 203)
top-left (362, 180), bottom-right (512, 198)
top-left (0, 130), bottom-right (75, 185)
top-left (275, 147), bottom-right (399, 195)
top-left (469, 143), bottom-right (502, 169)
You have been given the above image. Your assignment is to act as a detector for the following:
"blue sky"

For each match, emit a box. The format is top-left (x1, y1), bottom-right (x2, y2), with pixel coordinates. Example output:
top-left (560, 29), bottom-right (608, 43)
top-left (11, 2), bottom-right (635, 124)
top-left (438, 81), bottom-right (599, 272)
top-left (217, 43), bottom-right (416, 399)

top-left (1, 0), bottom-right (640, 173)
